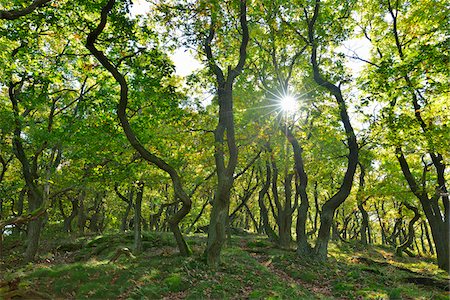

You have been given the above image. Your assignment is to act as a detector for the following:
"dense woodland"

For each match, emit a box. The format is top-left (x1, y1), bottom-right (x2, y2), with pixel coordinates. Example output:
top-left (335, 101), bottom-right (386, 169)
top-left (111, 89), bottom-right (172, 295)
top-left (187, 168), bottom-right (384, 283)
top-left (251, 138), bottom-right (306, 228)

top-left (0, 0), bottom-right (449, 298)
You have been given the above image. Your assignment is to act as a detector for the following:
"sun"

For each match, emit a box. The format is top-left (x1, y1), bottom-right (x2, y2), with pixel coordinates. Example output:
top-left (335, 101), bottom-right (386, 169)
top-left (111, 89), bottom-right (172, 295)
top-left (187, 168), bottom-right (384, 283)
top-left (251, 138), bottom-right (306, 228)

top-left (279, 95), bottom-right (298, 113)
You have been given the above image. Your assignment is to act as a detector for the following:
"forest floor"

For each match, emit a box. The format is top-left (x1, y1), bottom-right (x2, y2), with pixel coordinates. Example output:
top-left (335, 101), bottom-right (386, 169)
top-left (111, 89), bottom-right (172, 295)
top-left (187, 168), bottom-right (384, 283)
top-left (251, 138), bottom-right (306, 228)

top-left (1, 231), bottom-right (449, 299)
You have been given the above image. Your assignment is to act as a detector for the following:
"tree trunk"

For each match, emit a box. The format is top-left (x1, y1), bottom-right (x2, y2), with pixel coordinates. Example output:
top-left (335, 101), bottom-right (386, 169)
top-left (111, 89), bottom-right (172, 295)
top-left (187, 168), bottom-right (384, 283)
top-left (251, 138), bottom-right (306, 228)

top-left (423, 220), bottom-right (434, 255)
top-left (305, 0), bottom-right (359, 261)
top-left (281, 126), bottom-right (310, 254)
top-left (86, 0), bottom-right (192, 257)
top-left (77, 190), bottom-right (87, 234)
top-left (396, 148), bottom-right (449, 272)
top-left (134, 182), bottom-right (143, 254)
top-left (115, 186), bottom-right (134, 232)
top-left (258, 164), bottom-right (278, 242)
top-left (396, 203), bottom-right (420, 257)
top-left (203, 0), bottom-right (248, 269)
top-left (24, 191), bottom-right (44, 262)
top-left (63, 198), bottom-right (79, 233)
top-left (186, 197), bottom-right (210, 234)
top-left (314, 207), bottom-right (334, 260)
top-left (357, 163), bottom-right (369, 245)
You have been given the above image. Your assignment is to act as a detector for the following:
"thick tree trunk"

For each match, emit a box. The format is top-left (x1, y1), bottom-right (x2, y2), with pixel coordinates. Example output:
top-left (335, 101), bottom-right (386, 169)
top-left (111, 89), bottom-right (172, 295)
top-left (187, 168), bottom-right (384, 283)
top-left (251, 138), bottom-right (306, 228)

top-left (396, 148), bottom-right (449, 272)
top-left (134, 182), bottom-right (143, 254)
top-left (274, 172), bottom-right (293, 248)
top-left (206, 179), bottom-right (232, 267)
top-left (24, 192), bottom-right (44, 262)
top-left (314, 207), bottom-right (334, 260)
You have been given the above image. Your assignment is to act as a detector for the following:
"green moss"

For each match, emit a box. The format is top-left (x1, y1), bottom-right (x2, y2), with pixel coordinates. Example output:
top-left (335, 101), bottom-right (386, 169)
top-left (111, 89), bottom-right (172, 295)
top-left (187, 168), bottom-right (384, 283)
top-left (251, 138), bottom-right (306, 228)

top-left (164, 273), bottom-right (187, 292)
top-left (298, 271), bottom-right (318, 282)
top-left (4, 232), bottom-right (449, 300)
top-left (388, 287), bottom-right (402, 299)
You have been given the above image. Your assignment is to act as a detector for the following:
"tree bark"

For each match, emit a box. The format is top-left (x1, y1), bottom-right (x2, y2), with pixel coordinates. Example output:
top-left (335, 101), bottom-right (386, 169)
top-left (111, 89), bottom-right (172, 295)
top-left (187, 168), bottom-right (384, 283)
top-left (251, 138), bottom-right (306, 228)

top-left (357, 163), bottom-right (369, 245)
top-left (203, 0), bottom-right (249, 269)
top-left (396, 202), bottom-right (420, 257)
top-left (134, 182), bottom-right (143, 255)
top-left (258, 163), bottom-right (278, 242)
top-left (305, 0), bottom-right (359, 260)
top-left (115, 186), bottom-right (134, 232)
top-left (85, 0), bottom-right (192, 256)
top-left (396, 147), bottom-right (449, 272)
top-left (0, 0), bottom-right (51, 20)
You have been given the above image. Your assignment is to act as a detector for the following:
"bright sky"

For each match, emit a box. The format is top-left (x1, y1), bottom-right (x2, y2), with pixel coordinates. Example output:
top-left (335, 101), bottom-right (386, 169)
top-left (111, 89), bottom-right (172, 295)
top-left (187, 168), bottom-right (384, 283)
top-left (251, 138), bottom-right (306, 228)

top-left (129, 0), bottom-right (373, 119)
top-left (129, 0), bottom-right (371, 78)
top-left (130, 1), bottom-right (202, 77)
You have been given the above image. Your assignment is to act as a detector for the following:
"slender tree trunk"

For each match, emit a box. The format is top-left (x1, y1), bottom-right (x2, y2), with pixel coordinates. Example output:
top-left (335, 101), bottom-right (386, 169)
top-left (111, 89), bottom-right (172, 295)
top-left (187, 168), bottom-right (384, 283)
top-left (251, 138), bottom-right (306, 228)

top-left (244, 204), bottom-right (259, 232)
top-left (258, 164), bottom-right (278, 242)
top-left (357, 163), bottom-right (369, 245)
top-left (305, 0), bottom-right (359, 260)
top-left (396, 203), bottom-right (420, 257)
top-left (203, 0), bottom-right (248, 269)
top-left (134, 182), bottom-right (143, 254)
top-left (77, 190), bottom-right (87, 234)
top-left (423, 220), bottom-right (434, 255)
top-left (186, 197), bottom-right (210, 234)
top-left (86, 0), bottom-right (192, 257)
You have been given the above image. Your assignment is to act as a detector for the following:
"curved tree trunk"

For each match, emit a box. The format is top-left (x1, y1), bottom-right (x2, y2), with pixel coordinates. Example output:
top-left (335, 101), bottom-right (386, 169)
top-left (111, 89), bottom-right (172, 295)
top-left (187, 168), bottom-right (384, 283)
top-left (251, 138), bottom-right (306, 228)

top-left (258, 163), bottom-right (278, 242)
top-left (387, 3), bottom-right (449, 272)
top-left (357, 163), bottom-right (369, 245)
top-left (86, 0), bottom-right (192, 256)
top-left (282, 126), bottom-right (310, 254)
top-left (396, 202), bottom-right (420, 257)
top-left (9, 81), bottom-right (46, 262)
top-left (396, 148), bottom-right (449, 272)
top-left (203, 0), bottom-right (249, 269)
top-left (305, 0), bottom-right (359, 260)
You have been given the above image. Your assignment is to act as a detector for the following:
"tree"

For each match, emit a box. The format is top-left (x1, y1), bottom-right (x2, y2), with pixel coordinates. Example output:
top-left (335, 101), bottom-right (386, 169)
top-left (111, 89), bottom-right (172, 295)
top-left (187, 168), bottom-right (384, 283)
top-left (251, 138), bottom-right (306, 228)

top-left (85, 0), bottom-right (192, 256)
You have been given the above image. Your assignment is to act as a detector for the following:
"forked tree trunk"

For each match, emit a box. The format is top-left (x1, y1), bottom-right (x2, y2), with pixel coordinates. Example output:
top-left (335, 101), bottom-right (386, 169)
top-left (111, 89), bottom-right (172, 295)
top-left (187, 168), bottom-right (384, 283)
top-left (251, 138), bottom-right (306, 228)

top-left (202, 0), bottom-right (248, 269)
top-left (396, 203), bottom-right (420, 257)
top-left (396, 148), bottom-right (449, 272)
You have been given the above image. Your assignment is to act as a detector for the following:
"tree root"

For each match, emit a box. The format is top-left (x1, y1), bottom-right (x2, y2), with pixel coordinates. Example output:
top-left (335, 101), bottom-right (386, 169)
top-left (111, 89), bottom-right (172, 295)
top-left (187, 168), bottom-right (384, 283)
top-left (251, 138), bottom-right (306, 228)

top-left (108, 247), bottom-right (135, 263)
top-left (355, 256), bottom-right (449, 291)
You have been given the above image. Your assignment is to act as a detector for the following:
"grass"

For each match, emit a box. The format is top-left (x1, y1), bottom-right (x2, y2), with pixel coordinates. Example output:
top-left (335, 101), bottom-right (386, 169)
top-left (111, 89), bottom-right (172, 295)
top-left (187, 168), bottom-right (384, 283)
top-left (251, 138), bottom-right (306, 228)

top-left (1, 232), bottom-right (449, 299)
